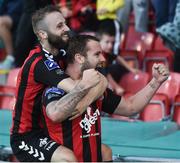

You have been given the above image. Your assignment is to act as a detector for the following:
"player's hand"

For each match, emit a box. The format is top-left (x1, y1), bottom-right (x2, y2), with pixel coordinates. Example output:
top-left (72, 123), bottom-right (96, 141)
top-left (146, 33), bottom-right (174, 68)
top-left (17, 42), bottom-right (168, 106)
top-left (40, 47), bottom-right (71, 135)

top-left (80, 69), bottom-right (100, 89)
top-left (152, 63), bottom-right (169, 84)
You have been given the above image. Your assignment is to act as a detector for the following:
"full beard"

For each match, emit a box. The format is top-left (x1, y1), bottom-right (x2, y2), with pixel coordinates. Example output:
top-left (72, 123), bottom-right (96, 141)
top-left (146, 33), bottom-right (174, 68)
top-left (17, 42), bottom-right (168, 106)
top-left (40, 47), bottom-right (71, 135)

top-left (47, 31), bottom-right (70, 50)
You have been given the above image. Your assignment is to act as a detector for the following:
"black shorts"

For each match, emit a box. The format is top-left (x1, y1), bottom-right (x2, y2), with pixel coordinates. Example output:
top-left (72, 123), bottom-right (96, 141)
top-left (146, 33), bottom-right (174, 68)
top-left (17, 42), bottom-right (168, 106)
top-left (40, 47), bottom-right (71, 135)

top-left (10, 130), bottom-right (60, 162)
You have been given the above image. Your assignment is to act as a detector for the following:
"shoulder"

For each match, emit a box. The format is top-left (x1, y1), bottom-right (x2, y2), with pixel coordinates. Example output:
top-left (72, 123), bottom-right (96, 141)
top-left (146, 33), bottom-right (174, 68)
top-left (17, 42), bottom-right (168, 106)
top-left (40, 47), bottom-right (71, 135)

top-left (43, 87), bottom-right (66, 105)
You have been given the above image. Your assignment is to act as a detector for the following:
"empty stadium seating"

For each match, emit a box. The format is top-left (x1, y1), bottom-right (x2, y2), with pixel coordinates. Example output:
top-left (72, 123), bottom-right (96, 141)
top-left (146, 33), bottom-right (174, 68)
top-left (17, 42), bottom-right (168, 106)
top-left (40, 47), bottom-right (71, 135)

top-left (120, 50), bottom-right (143, 69)
top-left (143, 50), bottom-right (174, 74)
top-left (172, 94), bottom-right (180, 125)
top-left (139, 92), bottom-right (172, 122)
top-left (6, 68), bottom-right (20, 87)
top-left (153, 36), bottom-right (173, 52)
top-left (124, 25), bottom-right (155, 55)
top-left (157, 72), bottom-right (180, 103)
top-left (0, 93), bottom-right (15, 110)
top-left (152, 93), bottom-right (171, 116)
top-left (119, 71), bottom-right (150, 94)
top-left (0, 85), bottom-right (16, 110)
top-left (0, 85), bottom-right (16, 95)
top-left (140, 100), bottom-right (166, 122)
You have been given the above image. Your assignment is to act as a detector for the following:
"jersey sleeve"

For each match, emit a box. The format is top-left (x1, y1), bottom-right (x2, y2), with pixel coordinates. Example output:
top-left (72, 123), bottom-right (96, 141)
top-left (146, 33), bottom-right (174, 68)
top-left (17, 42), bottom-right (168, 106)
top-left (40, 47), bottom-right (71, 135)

top-left (102, 88), bottom-right (121, 114)
top-left (34, 59), bottom-right (69, 87)
top-left (42, 87), bottom-right (66, 108)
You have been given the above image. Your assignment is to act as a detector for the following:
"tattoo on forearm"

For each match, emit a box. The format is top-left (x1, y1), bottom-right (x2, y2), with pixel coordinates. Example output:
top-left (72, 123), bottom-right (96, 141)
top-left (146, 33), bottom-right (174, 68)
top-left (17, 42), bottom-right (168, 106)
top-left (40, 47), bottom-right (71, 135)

top-left (149, 81), bottom-right (157, 89)
top-left (55, 84), bottom-right (89, 118)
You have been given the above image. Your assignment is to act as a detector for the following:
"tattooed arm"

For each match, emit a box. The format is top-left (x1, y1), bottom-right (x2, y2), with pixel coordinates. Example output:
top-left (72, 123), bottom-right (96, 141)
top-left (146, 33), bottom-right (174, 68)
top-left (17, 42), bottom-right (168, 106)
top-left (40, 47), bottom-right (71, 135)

top-left (46, 82), bottom-right (91, 122)
top-left (46, 69), bottom-right (101, 122)
top-left (113, 64), bottom-right (169, 116)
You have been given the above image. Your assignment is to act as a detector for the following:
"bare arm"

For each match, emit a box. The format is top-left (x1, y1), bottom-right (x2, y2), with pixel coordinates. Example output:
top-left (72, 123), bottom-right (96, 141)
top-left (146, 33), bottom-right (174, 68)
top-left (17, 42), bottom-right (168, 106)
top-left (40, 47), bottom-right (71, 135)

top-left (57, 68), bottom-right (101, 92)
top-left (46, 83), bottom-right (90, 122)
top-left (57, 77), bottom-right (78, 92)
top-left (114, 63), bottom-right (169, 116)
top-left (57, 70), bottom-right (107, 118)
top-left (46, 69), bottom-right (101, 122)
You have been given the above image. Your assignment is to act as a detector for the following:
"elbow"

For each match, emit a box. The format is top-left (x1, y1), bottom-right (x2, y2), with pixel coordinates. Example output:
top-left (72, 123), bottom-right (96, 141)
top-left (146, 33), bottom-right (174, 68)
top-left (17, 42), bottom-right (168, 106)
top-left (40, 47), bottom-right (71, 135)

top-left (125, 100), bottom-right (138, 116)
top-left (127, 106), bottom-right (138, 116)
top-left (48, 112), bottom-right (65, 123)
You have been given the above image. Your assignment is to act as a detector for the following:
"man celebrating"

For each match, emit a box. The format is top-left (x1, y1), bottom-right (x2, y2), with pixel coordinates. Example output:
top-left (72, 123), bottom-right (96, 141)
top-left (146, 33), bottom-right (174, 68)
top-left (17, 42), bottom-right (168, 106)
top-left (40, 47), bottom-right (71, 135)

top-left (10, 6), bottom-right (106, 162)
top-left (42, 35), bottom-right (169, 162)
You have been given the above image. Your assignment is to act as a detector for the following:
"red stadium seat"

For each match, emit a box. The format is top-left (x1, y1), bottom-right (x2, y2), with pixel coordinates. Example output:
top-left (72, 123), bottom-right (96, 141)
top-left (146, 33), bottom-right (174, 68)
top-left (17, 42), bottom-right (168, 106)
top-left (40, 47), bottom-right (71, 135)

top-left (0, 85), bottom-right (16, 110)
top-left (125, 25), bottom-right (155, 55)
top-left (119, 71), bottom-right (150, 94)
top-left (0, 93), bottom-right (15, 110)
top-left (0, 85), bottom-right (16, 95)
top-left (153, 36), bottom-right (173, 53)
top-left (120, 50), bottom-right (143, 69)
top-left (157, 72), bottom-right (180, 103)
top-left (140, 100), bottom-right (166, 122)
top-left (143, 50), bottom-right (174, 74)
top-left (172, 94), bottom-right (180, 125)
top-left (152, 93), bottom-right (171, 116)
top-left (6, 68), bottom-right (20, 87)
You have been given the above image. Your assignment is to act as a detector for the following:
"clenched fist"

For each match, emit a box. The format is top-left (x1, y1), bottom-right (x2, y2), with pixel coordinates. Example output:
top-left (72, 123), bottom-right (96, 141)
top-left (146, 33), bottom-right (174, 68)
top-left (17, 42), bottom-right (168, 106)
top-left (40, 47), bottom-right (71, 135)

top-left (152, 63), bottom-right (169, 84)
top-left (80, 69), bottom-right (100, 89)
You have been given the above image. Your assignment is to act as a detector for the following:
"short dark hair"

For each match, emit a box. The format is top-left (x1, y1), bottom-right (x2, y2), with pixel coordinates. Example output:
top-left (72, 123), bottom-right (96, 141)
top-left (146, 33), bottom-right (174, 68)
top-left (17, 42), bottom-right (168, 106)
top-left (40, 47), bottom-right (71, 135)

top-left (97, 19), bottom-right (116, 39)
top-left (67, 35), bottom-right (99, 63)
top-left (32, 5), bottom-right (61, 34)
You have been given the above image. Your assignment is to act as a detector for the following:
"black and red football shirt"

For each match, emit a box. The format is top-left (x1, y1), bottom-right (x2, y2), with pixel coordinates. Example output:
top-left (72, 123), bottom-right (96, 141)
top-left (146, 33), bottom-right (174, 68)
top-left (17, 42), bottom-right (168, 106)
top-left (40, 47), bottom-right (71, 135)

top-left (42, 87), bottom-right (121, 162)
top-left (11, 45), bottom-right (69, 134)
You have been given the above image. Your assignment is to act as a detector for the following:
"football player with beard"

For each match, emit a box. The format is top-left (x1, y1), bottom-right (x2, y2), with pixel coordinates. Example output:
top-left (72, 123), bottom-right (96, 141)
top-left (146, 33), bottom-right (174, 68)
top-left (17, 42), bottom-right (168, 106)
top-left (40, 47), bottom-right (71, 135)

top-left (10, 5), bottom-right (107, 162)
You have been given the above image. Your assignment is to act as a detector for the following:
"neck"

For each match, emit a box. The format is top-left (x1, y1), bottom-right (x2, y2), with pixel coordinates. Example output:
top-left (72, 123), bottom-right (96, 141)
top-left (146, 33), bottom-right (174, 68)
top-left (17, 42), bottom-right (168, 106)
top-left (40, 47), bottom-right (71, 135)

top-left (41, 41), bottom-right (59, 56)
top-left (66, 63), bottom-right (82, 80)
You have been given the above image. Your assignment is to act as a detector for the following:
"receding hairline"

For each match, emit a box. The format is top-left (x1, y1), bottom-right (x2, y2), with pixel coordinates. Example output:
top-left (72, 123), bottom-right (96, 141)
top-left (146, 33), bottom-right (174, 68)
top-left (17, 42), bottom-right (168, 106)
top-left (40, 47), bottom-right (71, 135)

top-left (32, 5), bottom-right (62, 34)
top-left (39, 11), bottom-right (63, 30)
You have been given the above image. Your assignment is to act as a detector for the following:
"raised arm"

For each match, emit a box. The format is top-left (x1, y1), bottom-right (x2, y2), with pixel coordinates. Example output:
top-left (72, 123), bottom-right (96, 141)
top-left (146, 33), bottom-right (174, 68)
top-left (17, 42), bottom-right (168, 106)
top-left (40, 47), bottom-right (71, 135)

top-left (114, 63), bottom-right (169, 116)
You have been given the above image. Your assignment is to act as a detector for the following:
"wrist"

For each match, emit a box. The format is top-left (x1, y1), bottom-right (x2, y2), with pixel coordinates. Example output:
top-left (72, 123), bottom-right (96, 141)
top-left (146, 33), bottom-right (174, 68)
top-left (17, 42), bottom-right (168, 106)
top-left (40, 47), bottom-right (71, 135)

top-left (149, 78), bottom-right (161, 89)
top-left (78, 81), bottom-right (92, 90)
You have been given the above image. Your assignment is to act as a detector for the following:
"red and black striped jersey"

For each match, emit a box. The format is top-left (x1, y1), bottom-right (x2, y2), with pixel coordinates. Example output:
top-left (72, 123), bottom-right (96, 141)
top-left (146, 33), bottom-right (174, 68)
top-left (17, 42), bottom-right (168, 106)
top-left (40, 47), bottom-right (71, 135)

top-left (42, 87), bottom-right (121, 162)
top-left (11, 45), bottom-right (69, 134)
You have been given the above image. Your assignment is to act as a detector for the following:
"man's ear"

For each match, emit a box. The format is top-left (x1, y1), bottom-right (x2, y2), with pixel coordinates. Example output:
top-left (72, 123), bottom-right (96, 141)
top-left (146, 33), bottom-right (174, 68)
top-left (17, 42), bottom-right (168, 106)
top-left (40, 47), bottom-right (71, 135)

top-left (37, 30), bottom-right (48, 40)
top-left (75, 53), bottom-right (84, 64)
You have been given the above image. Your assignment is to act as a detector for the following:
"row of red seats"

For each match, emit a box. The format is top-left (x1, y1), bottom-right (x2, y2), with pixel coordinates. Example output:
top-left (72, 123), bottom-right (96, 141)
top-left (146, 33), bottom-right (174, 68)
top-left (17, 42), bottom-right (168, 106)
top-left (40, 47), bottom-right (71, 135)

top-left (121, 50), bottom-right (173, 74)
top-left (0, 68), bottom-right (19, 110)
top-left (120, 25), bottom-right (174, 74)
top-left (121, 24), bottom-right (171, 52)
